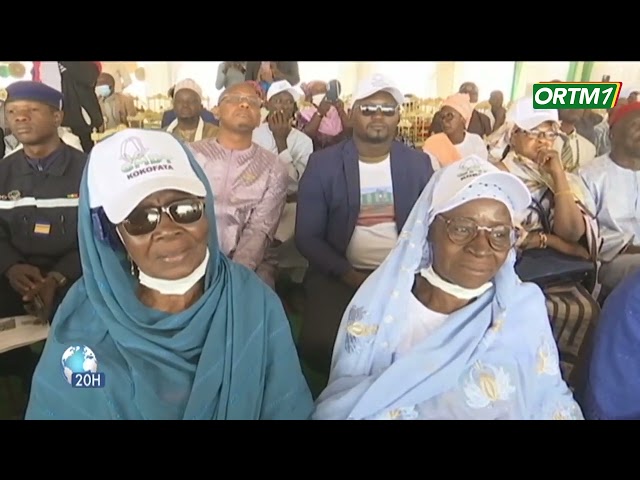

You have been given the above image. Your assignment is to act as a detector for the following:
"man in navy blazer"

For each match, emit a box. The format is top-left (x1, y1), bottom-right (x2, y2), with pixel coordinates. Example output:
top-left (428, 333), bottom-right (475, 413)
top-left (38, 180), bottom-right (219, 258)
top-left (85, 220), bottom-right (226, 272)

top-left (295, 74), bottom-right (434, 384)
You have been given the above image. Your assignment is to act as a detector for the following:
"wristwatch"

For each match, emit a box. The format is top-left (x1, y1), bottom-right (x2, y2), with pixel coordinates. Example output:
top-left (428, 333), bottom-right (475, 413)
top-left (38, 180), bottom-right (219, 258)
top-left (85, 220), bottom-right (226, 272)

top-left (48, 271), bottom-right (68, 287)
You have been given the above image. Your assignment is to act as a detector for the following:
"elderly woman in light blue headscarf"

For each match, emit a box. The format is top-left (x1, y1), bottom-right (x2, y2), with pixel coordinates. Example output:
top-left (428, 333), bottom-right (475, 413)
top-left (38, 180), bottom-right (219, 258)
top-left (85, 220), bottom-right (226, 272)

top-left (313, 156), bottom-right (582, 420)
top-left (25, 129), bottom-right (313, 420)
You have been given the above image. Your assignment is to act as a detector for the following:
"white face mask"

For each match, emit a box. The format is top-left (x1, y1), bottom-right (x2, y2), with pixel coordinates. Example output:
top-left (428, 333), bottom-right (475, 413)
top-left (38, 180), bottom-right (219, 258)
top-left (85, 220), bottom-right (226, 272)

top-left (312, 94), bottom-right (325, 106)
top-left (116, 226), bottom-right (210, 296)
top-left (95, 85), bottom-right (111, 98)
top-left (420, 266), bottom-right (492, 300)
top-left (138, 249), bottom-right (210, 295)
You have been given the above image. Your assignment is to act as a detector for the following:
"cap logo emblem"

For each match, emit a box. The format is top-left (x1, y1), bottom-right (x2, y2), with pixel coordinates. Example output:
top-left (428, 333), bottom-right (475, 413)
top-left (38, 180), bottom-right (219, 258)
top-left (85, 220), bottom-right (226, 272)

top-left (120, 136), bottom-right (174, 179)
top-left (457, 156), bottom-right (488, 181)
top-left (121, 136), bottom-right (148, 165)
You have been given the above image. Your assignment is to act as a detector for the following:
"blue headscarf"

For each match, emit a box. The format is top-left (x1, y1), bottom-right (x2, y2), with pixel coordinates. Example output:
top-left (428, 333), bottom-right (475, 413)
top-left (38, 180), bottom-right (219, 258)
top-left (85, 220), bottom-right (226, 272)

top-left (583, 269), bottom-right (640, 420)
top-left (313, 159), bottom-right (582, 420)
top-left (25, 129), bottom-right (313, 420)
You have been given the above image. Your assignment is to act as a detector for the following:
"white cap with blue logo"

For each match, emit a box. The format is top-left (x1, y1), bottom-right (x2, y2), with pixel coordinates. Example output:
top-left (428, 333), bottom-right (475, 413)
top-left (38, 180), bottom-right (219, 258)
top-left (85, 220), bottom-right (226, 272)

top-left (87, 129), bottom-right (206, 224)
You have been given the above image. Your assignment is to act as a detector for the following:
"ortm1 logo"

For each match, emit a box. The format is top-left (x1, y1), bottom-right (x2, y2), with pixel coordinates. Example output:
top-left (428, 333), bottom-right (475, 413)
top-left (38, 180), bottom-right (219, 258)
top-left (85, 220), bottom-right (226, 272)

top-left (533, 82), bottom-right (622, 110)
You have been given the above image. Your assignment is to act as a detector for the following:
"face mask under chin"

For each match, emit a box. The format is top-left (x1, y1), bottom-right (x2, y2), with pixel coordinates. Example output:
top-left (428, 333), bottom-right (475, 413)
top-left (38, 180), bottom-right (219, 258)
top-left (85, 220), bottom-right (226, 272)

top-left (95, 86), bottom-right (111, 97)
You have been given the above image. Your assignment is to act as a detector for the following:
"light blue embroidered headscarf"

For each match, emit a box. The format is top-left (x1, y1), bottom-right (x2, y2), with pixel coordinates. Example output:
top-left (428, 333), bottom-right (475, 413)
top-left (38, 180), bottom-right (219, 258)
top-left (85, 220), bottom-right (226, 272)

top-left (313, 156), bottom-right (583, 420)
top-left (26, 129), bottom-right (313, 420)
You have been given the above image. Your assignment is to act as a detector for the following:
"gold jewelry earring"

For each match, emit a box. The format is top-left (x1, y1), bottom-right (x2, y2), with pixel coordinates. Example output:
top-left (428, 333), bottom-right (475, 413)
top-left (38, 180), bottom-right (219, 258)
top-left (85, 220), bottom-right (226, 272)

top-left (127, 255), bottom-right (137, 277)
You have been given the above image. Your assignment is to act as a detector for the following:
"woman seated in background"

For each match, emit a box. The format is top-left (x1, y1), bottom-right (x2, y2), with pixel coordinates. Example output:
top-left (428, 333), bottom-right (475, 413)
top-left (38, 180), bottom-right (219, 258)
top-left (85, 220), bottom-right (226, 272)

top-left (488, 97), bottom-right (600, 387)
top-left (298, 80), bottom-right (350, 150)
top-left (26, 129), bottom-right (314, 420)
top-left (422, 93), bottom-right (488, 170)
top-left (314, 157), bottom-right (581, 420)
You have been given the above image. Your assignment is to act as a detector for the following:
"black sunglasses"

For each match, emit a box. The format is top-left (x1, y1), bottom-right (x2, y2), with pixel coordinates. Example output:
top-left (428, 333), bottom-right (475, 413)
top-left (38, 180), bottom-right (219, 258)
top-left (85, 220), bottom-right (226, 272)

top-left (122, 198), bottom-right (205, 236)
top-left (358, 104), bottom-right (399, 117)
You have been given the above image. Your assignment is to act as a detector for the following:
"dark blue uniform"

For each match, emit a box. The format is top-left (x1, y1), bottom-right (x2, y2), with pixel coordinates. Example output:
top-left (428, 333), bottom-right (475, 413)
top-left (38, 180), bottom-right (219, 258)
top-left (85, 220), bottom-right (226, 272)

top-left (0, 80), bottom-right (87, 417)
top-left (0, 144), bottom-right (87, 317)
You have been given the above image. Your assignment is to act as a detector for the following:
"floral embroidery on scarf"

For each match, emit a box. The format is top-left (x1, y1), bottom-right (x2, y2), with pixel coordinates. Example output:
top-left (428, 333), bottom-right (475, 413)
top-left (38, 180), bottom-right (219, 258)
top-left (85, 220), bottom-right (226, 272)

top-left (344, 306), bottom-right (377, 354)
top-left (372, 406), bottom-right (419, 420)
top-left (481, 312), bottom-right (505, 348)
top-left (536, 336), bottom-right (560, 376)
top-left (463, 362), bottom-right (516, 409)
top-left (550, 402), bottom-right (582, 420)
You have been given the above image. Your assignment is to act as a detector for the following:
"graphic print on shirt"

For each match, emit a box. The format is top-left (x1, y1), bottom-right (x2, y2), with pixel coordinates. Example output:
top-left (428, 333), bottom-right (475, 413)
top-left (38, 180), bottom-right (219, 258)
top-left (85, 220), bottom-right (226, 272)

top-left (357, 187), bottom-right (395, 227)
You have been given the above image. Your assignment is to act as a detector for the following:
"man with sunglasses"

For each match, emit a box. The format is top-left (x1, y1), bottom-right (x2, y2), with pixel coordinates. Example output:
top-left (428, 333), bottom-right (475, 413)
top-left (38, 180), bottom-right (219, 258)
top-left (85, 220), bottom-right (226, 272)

top-left (189, 82), bottom-right (288, 289)
top-left (295, 73), bottom-right (434, 387)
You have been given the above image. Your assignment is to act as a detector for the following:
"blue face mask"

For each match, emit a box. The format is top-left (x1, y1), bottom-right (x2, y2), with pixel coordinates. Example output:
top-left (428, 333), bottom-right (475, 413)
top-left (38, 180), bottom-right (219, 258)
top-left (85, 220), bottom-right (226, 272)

top-left (95, 85), bottom-right (111, 97)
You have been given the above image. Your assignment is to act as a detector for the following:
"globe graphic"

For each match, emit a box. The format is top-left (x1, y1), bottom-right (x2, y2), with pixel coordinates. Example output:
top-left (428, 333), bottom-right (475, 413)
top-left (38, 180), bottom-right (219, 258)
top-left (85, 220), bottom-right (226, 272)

top-left (61, 345), bottom-right (98, 384)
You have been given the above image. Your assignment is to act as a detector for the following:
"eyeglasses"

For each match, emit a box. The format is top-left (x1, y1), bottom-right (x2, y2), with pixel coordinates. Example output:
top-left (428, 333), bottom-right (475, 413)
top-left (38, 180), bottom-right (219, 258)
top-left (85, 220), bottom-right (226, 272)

top-left (122, 199), bottom-right (205, 236)
top-left (219, 94), bottom-right (262, 109)
top-left (436, 216), bottom-right (515, 251)
top-left (358, 104), bottom-right (399, 116)
top-left (518, 128), bottom-right (559, 141)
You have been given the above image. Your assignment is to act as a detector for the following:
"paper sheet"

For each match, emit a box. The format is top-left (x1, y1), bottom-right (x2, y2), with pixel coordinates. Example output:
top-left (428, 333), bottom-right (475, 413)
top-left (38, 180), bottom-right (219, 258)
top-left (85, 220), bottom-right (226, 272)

top-left (0, 315), bottom-right (49, 354)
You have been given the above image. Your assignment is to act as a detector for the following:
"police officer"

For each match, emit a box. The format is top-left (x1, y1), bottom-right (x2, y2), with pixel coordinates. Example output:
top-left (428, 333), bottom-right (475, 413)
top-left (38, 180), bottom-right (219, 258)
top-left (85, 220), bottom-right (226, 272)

top-left (0, 81), bottom-right (87, 320)
top-left (0, 81), bottom-right (88, 403)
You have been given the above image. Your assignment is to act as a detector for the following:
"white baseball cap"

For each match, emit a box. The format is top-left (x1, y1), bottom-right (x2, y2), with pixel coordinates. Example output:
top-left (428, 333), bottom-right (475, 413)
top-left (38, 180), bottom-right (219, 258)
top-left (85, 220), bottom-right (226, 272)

top-left (266, 80), bottom-right (302, 102)
top-left (432, 155), bottom-right (531, 220)
top-left (88, 129), bottom-right (207, 224)
top-left (507, 96), bottom-right (559, 131)
top-left (353, 73), bottom-right (404, 105)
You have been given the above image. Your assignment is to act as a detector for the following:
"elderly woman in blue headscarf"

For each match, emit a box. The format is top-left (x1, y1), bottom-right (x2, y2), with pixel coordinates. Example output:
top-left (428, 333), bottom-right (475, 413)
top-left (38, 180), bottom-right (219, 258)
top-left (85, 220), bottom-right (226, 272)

top-left (313, 156), bottom-right (582, 420)
top-left (25, 129), bottom-right (314, 420)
